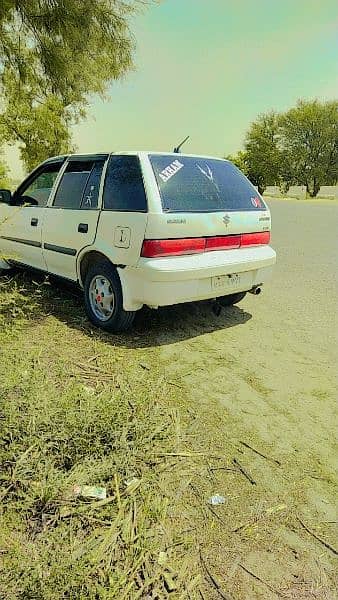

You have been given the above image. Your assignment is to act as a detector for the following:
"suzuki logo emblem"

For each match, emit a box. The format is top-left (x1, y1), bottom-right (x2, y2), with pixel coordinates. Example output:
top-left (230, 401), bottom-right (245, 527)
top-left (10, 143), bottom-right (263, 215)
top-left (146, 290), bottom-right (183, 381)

top-left (223, 214), bottom-right (230, 226)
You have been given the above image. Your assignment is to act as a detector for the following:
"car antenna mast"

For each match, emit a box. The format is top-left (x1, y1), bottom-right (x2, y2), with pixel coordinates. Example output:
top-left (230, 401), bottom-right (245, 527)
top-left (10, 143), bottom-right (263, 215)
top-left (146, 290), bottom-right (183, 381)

top-left (173, 135), bottom-right (190, 153)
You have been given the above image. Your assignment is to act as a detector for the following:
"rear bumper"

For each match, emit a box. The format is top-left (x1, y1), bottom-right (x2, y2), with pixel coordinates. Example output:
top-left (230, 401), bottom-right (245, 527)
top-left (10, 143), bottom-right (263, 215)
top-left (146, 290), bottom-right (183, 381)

top-left (119, 245), bottom-right (276, 310)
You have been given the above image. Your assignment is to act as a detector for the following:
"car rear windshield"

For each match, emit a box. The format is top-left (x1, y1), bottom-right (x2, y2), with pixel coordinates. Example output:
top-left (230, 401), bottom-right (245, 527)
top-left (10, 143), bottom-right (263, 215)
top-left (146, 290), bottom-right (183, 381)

top-left (149, 155), bottom-right (267, 213)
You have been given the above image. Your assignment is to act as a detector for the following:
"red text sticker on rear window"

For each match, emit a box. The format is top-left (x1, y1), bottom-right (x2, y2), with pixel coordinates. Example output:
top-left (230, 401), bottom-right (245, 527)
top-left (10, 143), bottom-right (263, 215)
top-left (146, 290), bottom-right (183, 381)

top-left (251, 196), bottom-right (263, 208)
top-left (158, 159), bottom-right (184, 183)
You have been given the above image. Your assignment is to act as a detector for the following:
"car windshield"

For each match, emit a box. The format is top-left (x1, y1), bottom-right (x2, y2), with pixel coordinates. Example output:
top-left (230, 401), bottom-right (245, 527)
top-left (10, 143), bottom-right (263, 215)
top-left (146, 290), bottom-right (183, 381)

top-left (149, 154), bottom-right (267, 213)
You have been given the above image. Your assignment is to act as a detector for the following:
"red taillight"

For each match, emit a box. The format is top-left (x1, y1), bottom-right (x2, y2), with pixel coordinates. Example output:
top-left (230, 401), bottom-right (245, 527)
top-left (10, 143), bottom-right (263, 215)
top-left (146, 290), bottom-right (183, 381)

top-left (205, 235), bottom-right (241, 251)
top-left (141, 231), bottom-right (270, 258)
top-left (141, 237), bottom-right (206, 258)
top-left (240, 231), bottom-right (270, 246)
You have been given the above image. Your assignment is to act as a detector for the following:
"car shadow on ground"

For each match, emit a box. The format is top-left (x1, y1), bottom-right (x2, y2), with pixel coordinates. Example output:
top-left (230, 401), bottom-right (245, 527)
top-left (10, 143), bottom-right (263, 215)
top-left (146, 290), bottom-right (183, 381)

top-left (0, 271), bottom-right (252, 348)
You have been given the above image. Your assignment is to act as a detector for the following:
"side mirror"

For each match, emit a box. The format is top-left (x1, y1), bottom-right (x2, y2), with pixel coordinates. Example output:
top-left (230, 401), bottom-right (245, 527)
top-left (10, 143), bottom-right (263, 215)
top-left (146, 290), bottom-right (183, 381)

top-left (20, 195), bottom-right (39, 207)
top-left (0, 189), bottom-right (12, 204)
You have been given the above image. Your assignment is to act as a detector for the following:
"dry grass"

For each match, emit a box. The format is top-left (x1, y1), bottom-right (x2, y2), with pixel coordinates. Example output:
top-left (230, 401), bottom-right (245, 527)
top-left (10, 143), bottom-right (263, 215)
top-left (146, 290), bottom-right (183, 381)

top-left (0, 273), bottom-right (200, 599)
top-left (0, 271), bottom-right (337, 599)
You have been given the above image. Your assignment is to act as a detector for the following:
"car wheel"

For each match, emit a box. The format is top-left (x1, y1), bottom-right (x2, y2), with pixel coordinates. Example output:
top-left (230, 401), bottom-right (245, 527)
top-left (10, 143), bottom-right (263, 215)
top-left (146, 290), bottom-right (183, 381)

top-left (218, 291), bottom-right (247, 307)
top-left (84, 260), bottom-right (135, 332)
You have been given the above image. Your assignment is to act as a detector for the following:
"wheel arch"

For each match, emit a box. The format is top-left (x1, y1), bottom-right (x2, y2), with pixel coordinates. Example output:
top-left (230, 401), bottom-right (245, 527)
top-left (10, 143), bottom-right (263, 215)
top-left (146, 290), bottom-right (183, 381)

top-left (82, 257), bottom-right (136, 332)
top-left (78, 248), bottom-right (142, 312)
top-left (78, 250), bottom-right (115, 288)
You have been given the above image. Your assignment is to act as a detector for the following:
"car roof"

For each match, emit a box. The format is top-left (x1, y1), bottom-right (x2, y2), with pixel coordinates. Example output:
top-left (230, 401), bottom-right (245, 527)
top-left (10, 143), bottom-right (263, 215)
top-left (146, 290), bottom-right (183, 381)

top-left (44, 151), bottom-right (229, 163)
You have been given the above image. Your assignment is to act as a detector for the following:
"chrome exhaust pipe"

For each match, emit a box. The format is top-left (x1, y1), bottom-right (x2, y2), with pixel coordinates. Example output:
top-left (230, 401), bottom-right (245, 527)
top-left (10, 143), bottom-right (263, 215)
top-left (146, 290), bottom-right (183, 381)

top-left (249, 286), bottom-right (262, 295)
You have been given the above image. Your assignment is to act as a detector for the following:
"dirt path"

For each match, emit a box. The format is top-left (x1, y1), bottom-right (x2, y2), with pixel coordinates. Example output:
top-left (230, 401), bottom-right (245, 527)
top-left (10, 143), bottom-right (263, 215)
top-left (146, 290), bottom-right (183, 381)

top-left (133, 198), bottom-right (338, 598)
top-left (159, 198), bottom-right (337, 472)
top-left (1, 198), bottom-right (336, 599)
top-left (140, 198), bottom-right (337, 480)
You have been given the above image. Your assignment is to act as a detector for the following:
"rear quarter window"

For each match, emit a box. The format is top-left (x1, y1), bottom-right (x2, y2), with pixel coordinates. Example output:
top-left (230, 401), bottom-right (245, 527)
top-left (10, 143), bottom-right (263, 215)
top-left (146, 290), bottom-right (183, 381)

top-left (53, 160), bottom-right (105, 209)
top-left (149, 155), bottom-right (267, 213)
top-left (103, 155), bottom-right (147, 212)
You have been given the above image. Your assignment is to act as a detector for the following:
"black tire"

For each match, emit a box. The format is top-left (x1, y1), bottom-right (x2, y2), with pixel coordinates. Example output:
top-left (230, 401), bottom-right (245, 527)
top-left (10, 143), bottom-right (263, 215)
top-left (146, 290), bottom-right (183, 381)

top-left (83, 260), bottom-right (135, 332)
top-left (218, 291), bottom-right (247, 307)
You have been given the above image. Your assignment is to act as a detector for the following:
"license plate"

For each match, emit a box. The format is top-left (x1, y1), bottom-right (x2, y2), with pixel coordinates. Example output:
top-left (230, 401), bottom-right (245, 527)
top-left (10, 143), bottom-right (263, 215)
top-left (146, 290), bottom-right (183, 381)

top-left (212, 273), bottom-right (241, 290)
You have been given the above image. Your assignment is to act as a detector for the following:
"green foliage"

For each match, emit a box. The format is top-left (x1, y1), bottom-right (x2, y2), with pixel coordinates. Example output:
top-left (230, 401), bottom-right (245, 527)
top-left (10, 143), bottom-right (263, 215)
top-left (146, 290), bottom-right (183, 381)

top-left (0, 274), bottom-right (194, 599)
top-left (0, 1), bottom-right (144, 105)
top-left (0, 0), bottom-right (148, 172)
top-left (230, 100), bottom-right (337, 197)
top-left (278, 99), bottom-right (338, 197)
top-left (244, 112), bottom-right (281, 195)
top-left (225, 150), bottom-right (249, 175)
top-left (1, 82), bottom-right (75, 172)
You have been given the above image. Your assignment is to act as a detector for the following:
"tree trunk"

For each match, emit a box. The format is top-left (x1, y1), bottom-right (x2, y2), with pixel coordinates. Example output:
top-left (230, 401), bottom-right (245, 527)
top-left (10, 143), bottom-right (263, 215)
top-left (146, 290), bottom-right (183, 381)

top-left (279, 180), bottom-right (290, 195)
top-left (306, 179), bottom-right (321, 198)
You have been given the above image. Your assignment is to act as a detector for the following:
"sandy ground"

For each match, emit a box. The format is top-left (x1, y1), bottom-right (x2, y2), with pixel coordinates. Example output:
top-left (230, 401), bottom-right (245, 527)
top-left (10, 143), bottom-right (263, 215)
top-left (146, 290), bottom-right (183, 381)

top-left (143, 198), bottom-right (337, 477)
top-left (130, 197), bottom-right (338, 597)
top-left (1, 197), bottom-right (336, 598)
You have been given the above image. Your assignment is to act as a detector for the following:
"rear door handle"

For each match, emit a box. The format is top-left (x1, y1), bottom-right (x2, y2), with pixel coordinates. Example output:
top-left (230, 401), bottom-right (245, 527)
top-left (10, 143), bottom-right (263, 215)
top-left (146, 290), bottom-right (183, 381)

top-left (78, 223), bottom-right (88, 233)
top-left (31, 218), bottom-right (38, 226)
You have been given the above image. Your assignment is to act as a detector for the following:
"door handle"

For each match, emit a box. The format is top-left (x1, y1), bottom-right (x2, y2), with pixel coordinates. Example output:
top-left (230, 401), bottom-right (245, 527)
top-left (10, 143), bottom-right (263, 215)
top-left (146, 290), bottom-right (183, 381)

top-left (31, 218), bottom-right (38, 226)
top-left (78, 223), bottom-right (88, 233)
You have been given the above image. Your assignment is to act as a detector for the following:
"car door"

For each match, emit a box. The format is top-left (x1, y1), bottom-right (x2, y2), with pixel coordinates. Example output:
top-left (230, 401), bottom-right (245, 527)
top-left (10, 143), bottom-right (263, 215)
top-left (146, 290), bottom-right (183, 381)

top-left (94, 154), bottom-right (149, 266)
top-left (0, 161), bottom-right (64, 271)
top-left (42, 156), bottom-right (107, 280)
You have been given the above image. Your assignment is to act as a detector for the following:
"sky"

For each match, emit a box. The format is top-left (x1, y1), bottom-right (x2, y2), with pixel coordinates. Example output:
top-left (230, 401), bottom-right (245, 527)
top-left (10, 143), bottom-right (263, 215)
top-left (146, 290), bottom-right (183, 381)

top-left (4, 0), bottom-right (338, 178)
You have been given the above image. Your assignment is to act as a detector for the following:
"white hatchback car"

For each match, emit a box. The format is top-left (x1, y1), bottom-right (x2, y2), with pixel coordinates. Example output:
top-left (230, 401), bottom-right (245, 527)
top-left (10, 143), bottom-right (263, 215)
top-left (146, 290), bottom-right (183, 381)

top-left (0, 152), bottom-right (276, 331)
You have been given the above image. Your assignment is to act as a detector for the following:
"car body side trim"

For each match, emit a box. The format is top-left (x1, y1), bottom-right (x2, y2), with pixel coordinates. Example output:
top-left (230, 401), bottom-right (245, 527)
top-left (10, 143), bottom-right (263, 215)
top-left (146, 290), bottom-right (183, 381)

top-left (44, 243), bottom-right (77, 256)
top-left (0, 235), bottom-right (42, 248)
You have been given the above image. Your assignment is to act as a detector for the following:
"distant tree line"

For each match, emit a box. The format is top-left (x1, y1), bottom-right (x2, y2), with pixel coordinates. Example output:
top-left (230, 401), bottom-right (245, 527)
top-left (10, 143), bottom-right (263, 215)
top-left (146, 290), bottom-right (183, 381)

top-left (227, 99), bottom-right (338, 197)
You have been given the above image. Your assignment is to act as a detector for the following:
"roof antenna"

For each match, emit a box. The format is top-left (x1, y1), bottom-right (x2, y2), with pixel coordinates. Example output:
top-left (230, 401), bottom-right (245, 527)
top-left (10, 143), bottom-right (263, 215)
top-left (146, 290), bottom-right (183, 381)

top-left (173, 135), bottom-right (190, 153)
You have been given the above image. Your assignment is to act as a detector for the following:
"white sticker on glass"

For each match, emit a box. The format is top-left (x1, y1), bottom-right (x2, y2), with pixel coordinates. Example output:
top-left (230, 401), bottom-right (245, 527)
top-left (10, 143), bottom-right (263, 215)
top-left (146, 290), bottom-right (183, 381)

top-left (158, 159), bottom-right (184, 183)
top-left (197, 163), bottom-right (220, 193)
top-left (197, 163), bottom-right (214, 182)
top-left (84, 185), bottom-right (95, 207)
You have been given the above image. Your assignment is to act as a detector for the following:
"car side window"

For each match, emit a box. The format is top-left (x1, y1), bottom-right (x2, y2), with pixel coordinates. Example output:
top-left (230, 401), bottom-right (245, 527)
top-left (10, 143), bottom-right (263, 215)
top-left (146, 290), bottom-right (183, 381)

top-left (80, 161), bottom-right (105, 209)
top-left (53, 160), bottom-right (105, 209)
top-left (19, 165), bottom-right (61, 207)
top-left (103, 156), bottom-right (147, 212)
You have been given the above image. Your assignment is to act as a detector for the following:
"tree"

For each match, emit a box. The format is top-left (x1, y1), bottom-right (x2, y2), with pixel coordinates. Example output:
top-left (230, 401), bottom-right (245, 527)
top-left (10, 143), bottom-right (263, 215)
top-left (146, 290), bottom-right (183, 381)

top-left (0, 1), bottom-right (143, 105)
top-left (0, 0), bottom-right (148, 171)
top-left (1, 73), bottom-right (75, 172)
top-left (244, 112), bottom-right (281, 195)
top-left (225, 150), bottom-right (249, 175)
top-left (278, 99), bottom-right (338, 197)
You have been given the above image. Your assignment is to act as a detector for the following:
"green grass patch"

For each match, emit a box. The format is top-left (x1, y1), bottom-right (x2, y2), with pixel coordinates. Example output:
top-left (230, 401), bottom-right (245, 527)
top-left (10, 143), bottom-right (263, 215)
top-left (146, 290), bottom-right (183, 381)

top-left (0, 273), bottom-right (198, 599)
top-left (1, 271), bottom-right (337, 599)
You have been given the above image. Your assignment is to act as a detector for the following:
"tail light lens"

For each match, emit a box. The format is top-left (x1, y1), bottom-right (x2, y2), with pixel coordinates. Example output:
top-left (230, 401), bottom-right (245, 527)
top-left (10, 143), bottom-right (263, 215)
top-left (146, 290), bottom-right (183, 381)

top-left (240, 231), bottom-right (270, 246)
top-left (141, 231), bottom-right (270, 258)
top-left (141, 237), bottom-right (206, 258)
top-left (205, 235), bottom-right (241, 251)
